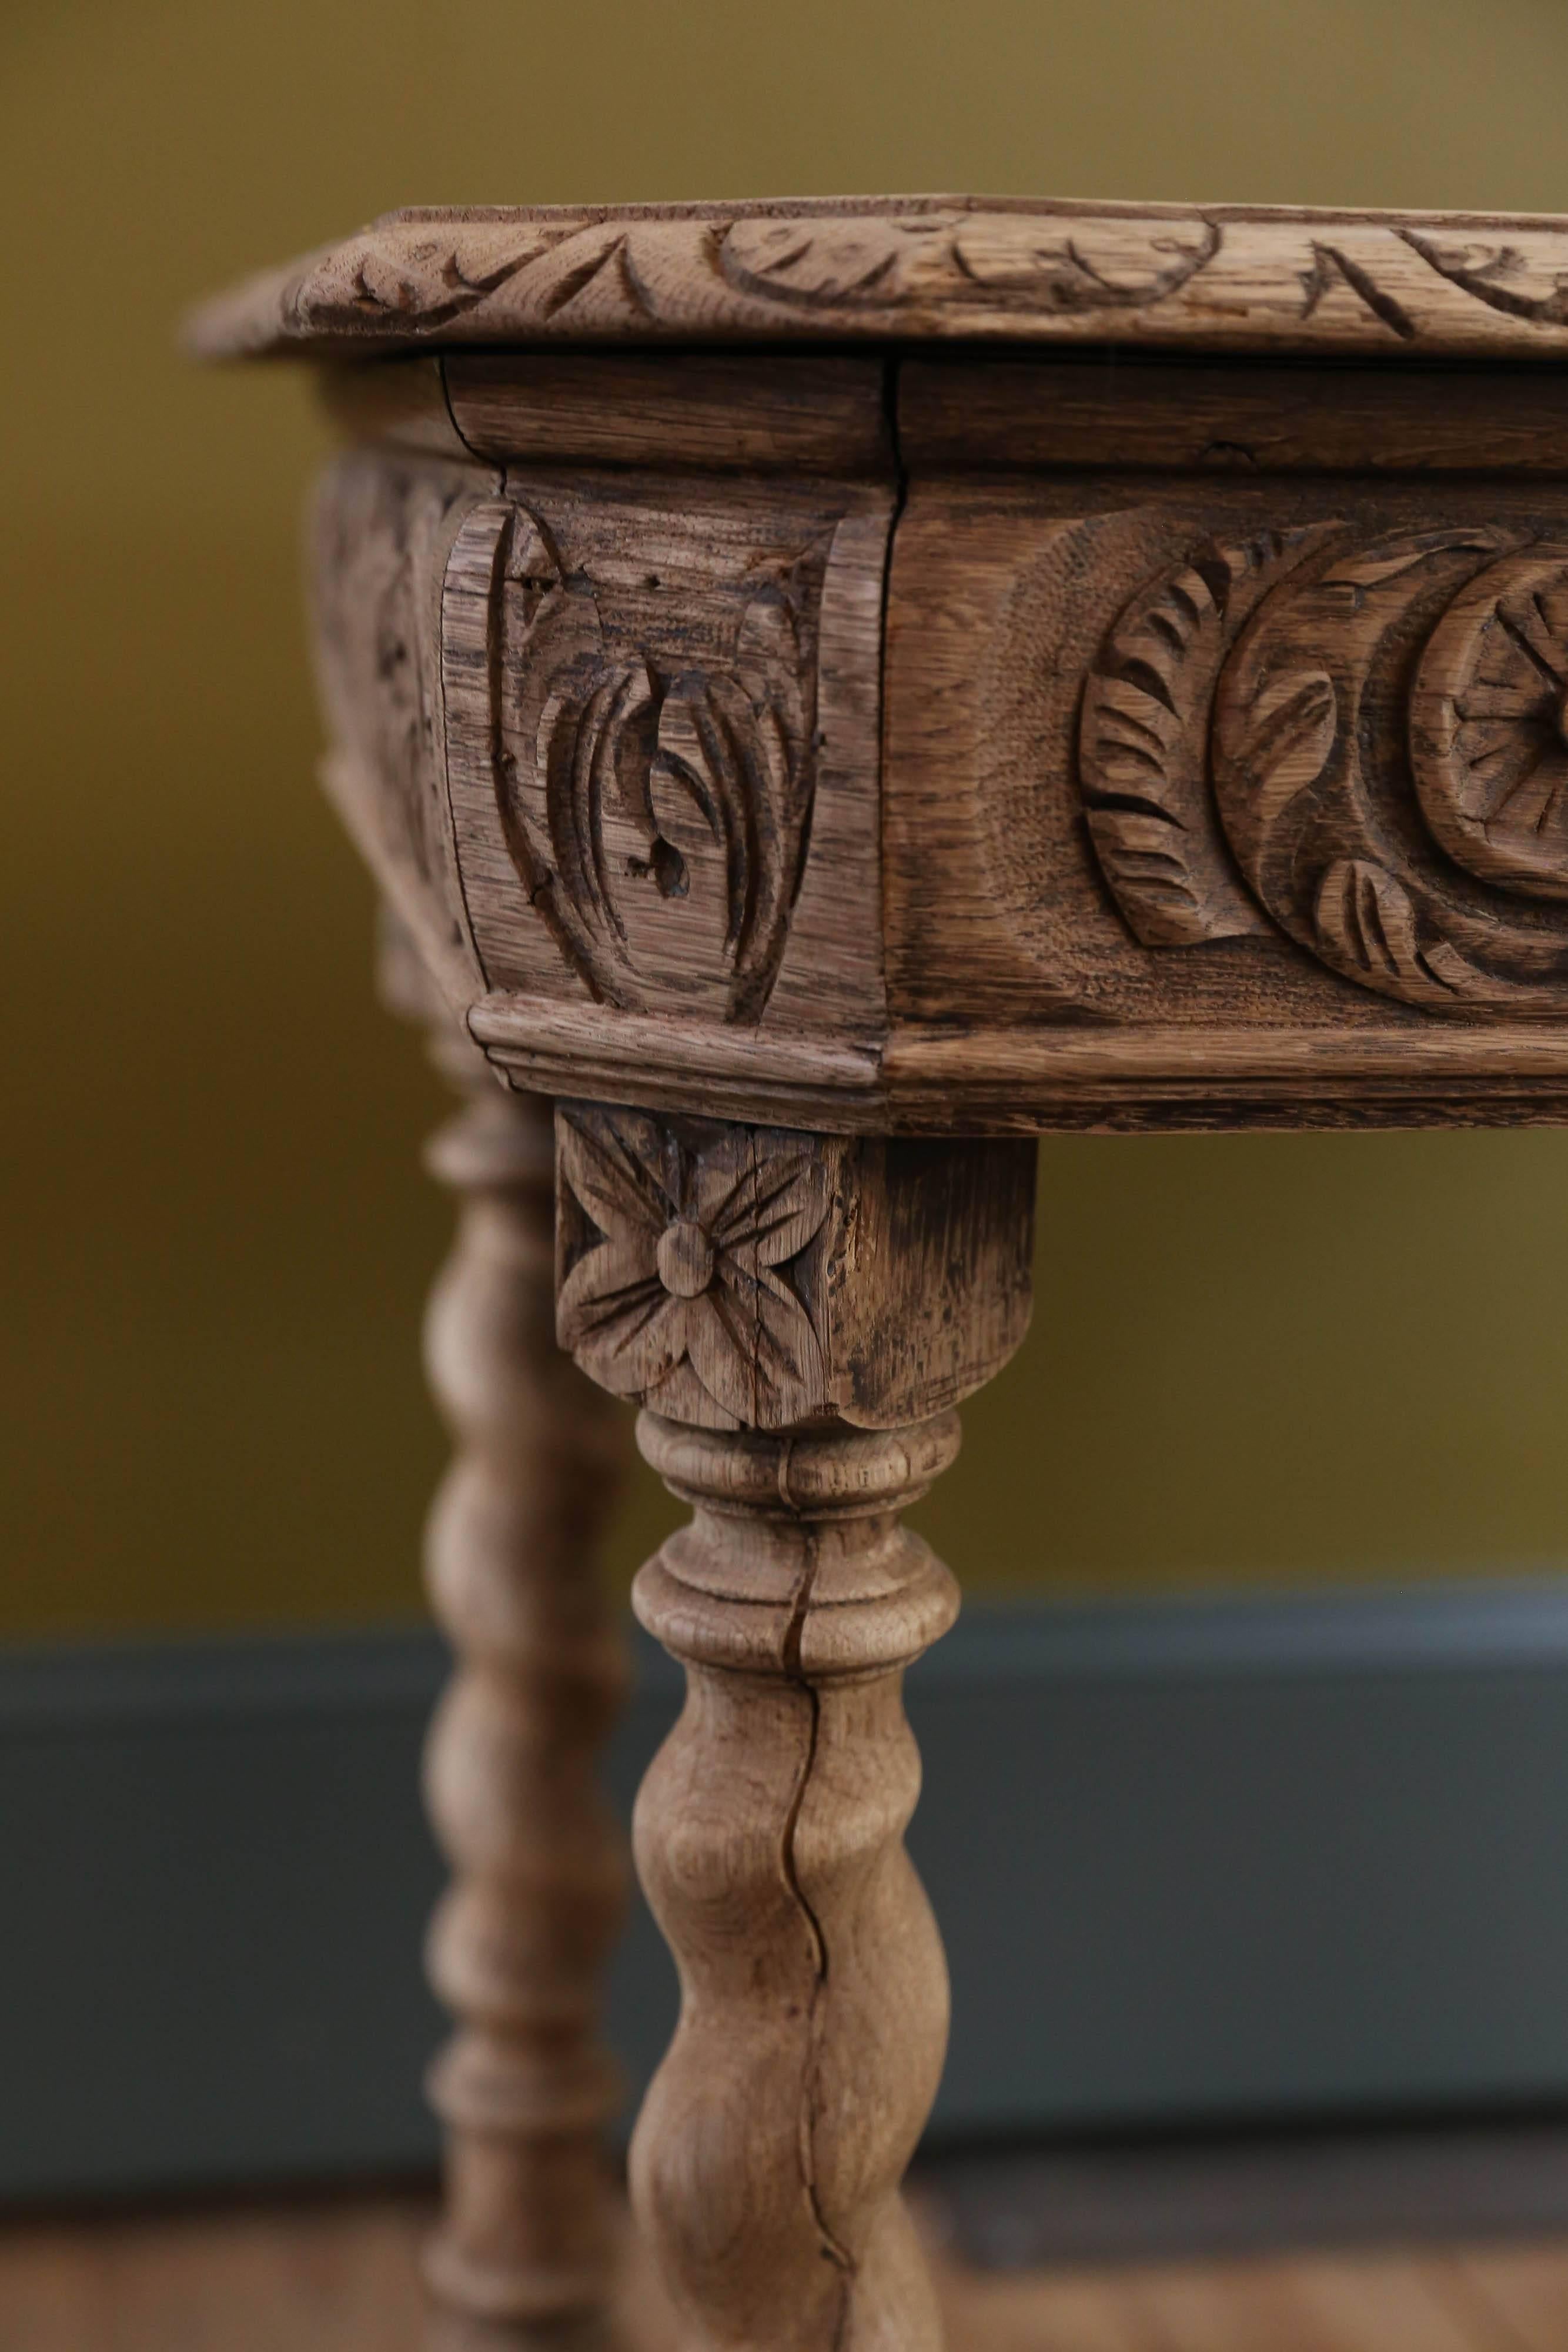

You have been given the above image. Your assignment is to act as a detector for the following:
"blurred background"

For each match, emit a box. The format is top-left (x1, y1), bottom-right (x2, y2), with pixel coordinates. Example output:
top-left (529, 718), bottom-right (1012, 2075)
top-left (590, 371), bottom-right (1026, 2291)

top-left (15, 3), bottom-right (1568, 2324)
top-left (12, 0), bottom-right (1568, 1644)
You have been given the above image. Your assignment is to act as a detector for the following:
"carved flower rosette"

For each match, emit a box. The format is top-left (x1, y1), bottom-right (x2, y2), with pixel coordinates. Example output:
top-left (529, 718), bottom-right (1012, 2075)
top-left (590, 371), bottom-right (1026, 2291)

top-left (556, 1107), bottom-right (831, 1432)
top-left (1079, 523), bottom-right (1568, 1014)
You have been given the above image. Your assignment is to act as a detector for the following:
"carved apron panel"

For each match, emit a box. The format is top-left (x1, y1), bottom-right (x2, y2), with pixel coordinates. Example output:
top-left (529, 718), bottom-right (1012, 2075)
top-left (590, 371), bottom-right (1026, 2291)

top-left (311, 449), bottom-right (492, 1004)
top-left (443, 473), bottom-right (891, 1047)
top-left (1085, 522), bottom-right (1568, 1012)
top-left (885, 476), bottom-right (1568, 1033)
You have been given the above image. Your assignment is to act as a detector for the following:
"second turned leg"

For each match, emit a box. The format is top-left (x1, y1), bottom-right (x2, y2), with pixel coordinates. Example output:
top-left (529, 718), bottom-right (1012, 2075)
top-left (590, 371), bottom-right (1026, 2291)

top-left (422, 1075), bottom-right (631, 2349)
top-left (379, 920), bottom-right (636, 2348)
top-left (555, 1103), bottom-right (1036, 2351)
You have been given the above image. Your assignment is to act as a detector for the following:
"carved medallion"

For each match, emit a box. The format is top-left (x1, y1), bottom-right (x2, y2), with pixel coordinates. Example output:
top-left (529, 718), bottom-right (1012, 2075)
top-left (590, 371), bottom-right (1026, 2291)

top-left (1079, 522), bottom-right (1568, 1015)
top-left (1410, 546), bottom-right (1568, 898)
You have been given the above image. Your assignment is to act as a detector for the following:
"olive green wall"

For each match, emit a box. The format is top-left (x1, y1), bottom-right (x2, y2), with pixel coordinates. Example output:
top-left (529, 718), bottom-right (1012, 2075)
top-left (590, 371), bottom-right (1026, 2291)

top-left (9, 0), bottom-right (1568, 1636)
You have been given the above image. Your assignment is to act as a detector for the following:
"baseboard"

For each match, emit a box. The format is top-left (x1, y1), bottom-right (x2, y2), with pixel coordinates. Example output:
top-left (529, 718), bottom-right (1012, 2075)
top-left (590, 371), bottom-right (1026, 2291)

top-left (8, 1582), bottom-right (1568, 2201)
top-left (922, 2116), bottom-right (1568, 2268)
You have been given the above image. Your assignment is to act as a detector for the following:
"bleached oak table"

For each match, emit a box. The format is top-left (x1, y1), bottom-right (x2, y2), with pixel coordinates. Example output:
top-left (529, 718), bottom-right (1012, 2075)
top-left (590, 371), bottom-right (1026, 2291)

top-left (195, 195), bottom-right (1568, 2351)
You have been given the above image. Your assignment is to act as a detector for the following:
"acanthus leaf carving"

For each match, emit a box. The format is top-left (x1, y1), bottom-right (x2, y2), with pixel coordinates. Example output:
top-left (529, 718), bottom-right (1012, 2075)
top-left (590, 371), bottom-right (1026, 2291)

top-left (315, 222), bottom-right (591, 332)
top-left (1080, 519), bottom-right (1568, 1018)
top-left (310, 452), bottom-right (487, 1000)
top-left (1312, 857), bottom-right (1517, 1010)
top-left (1397, 230), bottom-right (1568, 328)
top-left (1213, 525), bottom-right (1517, 935)
top-left (486, 504), bottom-right (828, 1024)
top-left (1078, 523), bottom-right (1343, 946)
top-left (1228, 666), bottom-right (1339, 843)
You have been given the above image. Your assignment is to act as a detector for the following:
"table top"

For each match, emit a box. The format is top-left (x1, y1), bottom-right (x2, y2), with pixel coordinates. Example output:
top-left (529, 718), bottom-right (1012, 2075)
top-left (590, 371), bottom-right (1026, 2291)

top-left (189, 194), bottom-right (1568, 365)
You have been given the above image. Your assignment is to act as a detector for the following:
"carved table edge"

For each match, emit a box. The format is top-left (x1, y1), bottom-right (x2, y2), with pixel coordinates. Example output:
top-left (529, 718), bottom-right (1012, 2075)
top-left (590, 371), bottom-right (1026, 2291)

top-left (469, 995), bottom-right (881, 1088)
top-left (467, 998), bottom-right (1568, 1134)
top-left (885, 1022), bottom-right (1568, 1086)
top-left (187, 193), bottom-right (1568, 365)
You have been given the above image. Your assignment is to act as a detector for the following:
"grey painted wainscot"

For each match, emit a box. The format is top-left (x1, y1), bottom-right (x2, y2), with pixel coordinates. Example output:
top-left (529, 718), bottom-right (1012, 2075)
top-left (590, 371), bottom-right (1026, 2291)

top-left (6, 1585), bottom-right (1568, 2199)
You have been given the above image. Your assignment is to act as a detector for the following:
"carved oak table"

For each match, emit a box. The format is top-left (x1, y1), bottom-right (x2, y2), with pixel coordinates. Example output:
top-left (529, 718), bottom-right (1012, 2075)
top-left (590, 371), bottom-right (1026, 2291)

top-left (195, 195), bottom-right (1568, 2350)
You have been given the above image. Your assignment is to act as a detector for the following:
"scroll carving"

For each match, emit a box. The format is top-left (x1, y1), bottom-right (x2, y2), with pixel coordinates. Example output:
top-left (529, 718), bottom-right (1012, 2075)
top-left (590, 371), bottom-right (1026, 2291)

top-left (196, 202), bottom-right (1568, 362)
top-left (1080, 524), bottom-right (1568, 1015)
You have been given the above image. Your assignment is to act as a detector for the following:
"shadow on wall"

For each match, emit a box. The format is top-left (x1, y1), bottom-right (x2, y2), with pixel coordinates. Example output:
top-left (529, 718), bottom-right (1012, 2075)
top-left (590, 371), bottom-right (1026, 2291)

top-left (6, 0), bottom-right (1568, 1636)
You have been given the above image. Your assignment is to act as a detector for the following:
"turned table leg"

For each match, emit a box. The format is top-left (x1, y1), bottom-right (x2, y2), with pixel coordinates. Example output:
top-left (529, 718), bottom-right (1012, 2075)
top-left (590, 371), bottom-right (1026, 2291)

top-left (555, 1104), bottom-right (1035, 2351)
top-left (386, 934), bottom-right (635, 2349)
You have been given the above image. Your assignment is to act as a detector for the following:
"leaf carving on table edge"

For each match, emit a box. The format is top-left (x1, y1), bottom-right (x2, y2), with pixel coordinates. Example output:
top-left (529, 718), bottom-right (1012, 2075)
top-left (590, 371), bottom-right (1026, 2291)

top-left (1399, 230), bottom-right (1568, 328)
top-left (955, 218), bottom-right (1223, 312)
top-left (295, 226), bottom-right (589, 333)
top-left (717, 211), bottom-right (1223, 315)
top-left (717, 216), bottom-right (934, 307)
top-left (1298, 244), bottom-right (1417, 340)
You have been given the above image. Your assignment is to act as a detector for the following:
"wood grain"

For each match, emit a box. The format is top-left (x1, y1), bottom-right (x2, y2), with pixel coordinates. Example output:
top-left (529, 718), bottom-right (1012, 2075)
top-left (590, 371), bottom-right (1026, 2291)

top-left (900, 356), bottom-right (1568, 475)
top-left (312, 452), bottom-right (493, 1012)
top-left (440, 471), bottom-right (892, 1048)
top-left (317, 358), bottom-right (473, 462)
top-left (383, 930), bottom-right (635, 2348)
top-left (195, 182), bottom-right (1568, 2352)
top-left (555, 1106), bottom-right (1035, 2349)
top-left (471, 996), bottom-right (882, 1132)
top-left (630, 1414), bottom-right (959, 2352)
top-left (304, 353), bottom-right (1568, 1134)
top-left (0, 2199), bottom-right (432, 2352)
top-left (443, 355), bottom-right (891, 476)
top-left (13, 2191), bottom-right (1568, 2352)
top-left (881, 475), bottom-right (1568, 1057)
top-left (1456, 2242), bottom-right (1568, 2348)
top-left (555, 1105), bottom-right (1034, 1430)
top-left (1115, 2251), bottom-right (1517, 2352)
top-left (189, 196), bottom-right (1568, 363)
top-left (473, 1004), bottom-right (1568, 1135)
